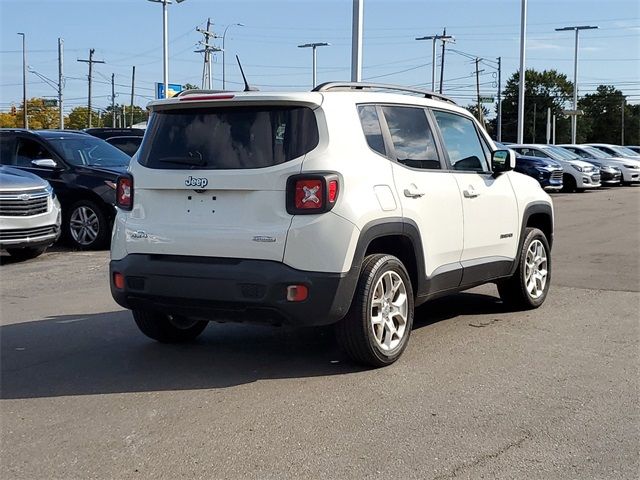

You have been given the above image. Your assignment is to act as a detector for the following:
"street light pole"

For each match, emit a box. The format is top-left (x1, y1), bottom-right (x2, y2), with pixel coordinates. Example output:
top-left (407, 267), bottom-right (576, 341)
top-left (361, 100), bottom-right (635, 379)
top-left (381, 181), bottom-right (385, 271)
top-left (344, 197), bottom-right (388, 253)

top-left (148, 0), bottom-right (186, 98)
top-left (298, 42), bottom-right (330, 88)
top-left (517, 0), bottom-right (527, 144)
top-left (555, 25), bottom-right (598, 144)
top-left (17, 32), bottom-right (28, 129)
top-left (222, 23), bottom-right (244, 90)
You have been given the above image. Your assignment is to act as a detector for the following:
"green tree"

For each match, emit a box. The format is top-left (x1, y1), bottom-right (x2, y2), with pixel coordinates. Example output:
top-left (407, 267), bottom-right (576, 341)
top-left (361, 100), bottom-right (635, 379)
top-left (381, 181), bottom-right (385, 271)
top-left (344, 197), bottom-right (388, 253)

top-left (499, 69), bottom-right (573, 143)
top-left (101, 104), bottom-right (147, 127)
top-left (578, 85), bottom-right (633, 144)
top-left (466, 104), bottom-right (493, 136)
top-left (65, 107), bottom-right (100, 129)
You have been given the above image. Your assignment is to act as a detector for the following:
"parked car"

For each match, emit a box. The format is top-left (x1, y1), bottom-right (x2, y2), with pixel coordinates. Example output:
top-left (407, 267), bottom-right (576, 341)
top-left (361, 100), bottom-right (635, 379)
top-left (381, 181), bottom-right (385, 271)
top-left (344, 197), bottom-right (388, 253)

top-left (559, 144), bottom-right (634, 185)
top-left (510, 144), bottom-right (601, 192)
top-left (0, 165), bottom-right (61, 260)
top-left (587, 143), bottom-right (640, 159)
top-left (495, 142), bottom-right (563, 191)
top-left (84, 128), bottom-right (146, 140)
top-left (626, 146), bottom-right (640, 154)
top-left (0, 129), bottom-right (131, 249)
top-left (84, 128), bottom-right (145, 157)
top-left (104, 136), bottom-right (143, 156)
top-left (110, 83), bottom-right (554, 367)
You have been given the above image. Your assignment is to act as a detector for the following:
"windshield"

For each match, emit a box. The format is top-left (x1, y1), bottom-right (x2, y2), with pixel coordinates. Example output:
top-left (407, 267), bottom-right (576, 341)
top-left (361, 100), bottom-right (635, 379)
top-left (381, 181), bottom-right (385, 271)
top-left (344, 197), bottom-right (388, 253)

top-left (611, 145), bottom-right (640, 157)
top-left (547, 146), bottom-right (581, 160)
top-left (583, 146), bottom-right (609, 159)
top-left (49, 136), bottom-right (130, 167)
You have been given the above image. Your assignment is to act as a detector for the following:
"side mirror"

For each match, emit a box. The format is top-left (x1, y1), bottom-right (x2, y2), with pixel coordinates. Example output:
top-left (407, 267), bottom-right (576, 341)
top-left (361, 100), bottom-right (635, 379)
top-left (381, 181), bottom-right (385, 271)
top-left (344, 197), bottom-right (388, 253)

top-left (492, 149), bottom-right (516, 174)
top-left (31, 159), bottom-right (58, 169)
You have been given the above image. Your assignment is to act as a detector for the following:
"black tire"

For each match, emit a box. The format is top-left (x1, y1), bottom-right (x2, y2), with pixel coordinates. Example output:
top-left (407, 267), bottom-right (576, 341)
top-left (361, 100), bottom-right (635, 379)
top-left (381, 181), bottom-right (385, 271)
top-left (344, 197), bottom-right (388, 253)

top-left (497, 227), bottom-right (551, 310)
top-left (336, 254), bottom-right (414, 367)
top-left (133, 309), bottom-right (208, 343)
top-left (64, 199), bottom-right (110, 250)
top-left (562, 174), bottom-right (576, 193)
top-left (6, 246), bottom-right (47, 261)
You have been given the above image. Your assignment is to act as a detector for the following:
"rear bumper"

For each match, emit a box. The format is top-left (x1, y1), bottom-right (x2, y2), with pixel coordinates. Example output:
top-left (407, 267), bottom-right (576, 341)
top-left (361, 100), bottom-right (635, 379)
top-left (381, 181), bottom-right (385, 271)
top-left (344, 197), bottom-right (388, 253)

top-left (110, 254), bottom-right (358, 327)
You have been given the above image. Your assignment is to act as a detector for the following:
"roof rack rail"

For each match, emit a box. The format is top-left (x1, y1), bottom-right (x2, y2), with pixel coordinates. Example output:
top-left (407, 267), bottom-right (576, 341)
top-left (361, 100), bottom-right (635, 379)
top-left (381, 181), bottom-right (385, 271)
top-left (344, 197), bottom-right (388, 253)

top-left (312, 82), bottom-right (457, 105)
top-left (174, 89), bottom-right (232, 98)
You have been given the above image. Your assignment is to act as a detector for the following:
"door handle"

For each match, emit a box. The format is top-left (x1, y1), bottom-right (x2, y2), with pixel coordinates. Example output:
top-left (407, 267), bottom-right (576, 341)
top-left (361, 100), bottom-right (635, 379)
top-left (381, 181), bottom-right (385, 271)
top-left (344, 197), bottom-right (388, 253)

top-left (403, 187), bottom-right (425, 198)
top-left (463, 187), bottom-right (480, 199)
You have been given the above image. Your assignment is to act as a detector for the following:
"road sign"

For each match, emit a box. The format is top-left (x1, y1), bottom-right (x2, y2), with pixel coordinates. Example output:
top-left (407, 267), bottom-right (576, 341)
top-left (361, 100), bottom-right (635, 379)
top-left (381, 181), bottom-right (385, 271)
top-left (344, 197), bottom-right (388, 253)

top-left (562, 109), bottom-right (584, 116)
top-left (43, 99), bottom-right (58, 107)
top-left (156, 83), bottom-right (184, 99)
top-left (479, 96), bottom-right (494, 103)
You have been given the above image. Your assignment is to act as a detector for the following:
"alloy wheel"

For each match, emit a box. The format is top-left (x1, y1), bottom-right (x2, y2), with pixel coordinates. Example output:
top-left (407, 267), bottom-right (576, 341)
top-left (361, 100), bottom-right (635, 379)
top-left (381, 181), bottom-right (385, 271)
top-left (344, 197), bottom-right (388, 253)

top-left (370, 271), bottom-right (408, 351)
top-left (69, 206), bottom-right (100, 246)
top-left (525, 239), bottom-right (548, 299)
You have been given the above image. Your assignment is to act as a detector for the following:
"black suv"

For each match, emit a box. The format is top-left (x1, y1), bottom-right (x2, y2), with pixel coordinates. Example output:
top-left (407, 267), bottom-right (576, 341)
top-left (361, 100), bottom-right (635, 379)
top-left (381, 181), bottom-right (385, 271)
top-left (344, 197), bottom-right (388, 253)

top-left (85, 128), bottom-right (145, 157)
top-left (0, 129), bottom-right (131, 249)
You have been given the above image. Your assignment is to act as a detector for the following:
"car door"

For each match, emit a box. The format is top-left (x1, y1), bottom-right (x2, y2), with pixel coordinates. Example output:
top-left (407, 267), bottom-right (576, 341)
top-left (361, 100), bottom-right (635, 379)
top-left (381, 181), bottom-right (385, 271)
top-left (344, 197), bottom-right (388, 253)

top-left (374, 104), bottom-right (464, 293)
top-left (431, 110), bottom-right (518, 284)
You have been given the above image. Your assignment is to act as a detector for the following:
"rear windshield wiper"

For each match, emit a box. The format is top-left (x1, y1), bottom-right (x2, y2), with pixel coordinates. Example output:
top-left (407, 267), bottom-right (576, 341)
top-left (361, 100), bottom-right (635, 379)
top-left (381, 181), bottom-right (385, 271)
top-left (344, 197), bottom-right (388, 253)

top-left (157, 152), bottom-right (206, 168)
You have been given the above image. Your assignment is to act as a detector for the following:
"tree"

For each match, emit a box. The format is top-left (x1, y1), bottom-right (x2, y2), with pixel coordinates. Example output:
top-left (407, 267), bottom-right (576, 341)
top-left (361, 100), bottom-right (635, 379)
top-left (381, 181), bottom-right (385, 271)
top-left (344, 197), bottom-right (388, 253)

top-left (466, 104), bottom-right (493, 136)
top-left (101, 104), bottom-right (147, 128)
top-left (0, 112), bottom-right (18, 128)
top-left (65, 107), bottom-right (100, 129)
top-left (499, 69), bottom-right (573, 143)
top-left (9, 98), bottom-right (61, 129)
top-left (578, 85), bottom-right (636, 144)
top-left (183, 83), bottom-right (198, 90)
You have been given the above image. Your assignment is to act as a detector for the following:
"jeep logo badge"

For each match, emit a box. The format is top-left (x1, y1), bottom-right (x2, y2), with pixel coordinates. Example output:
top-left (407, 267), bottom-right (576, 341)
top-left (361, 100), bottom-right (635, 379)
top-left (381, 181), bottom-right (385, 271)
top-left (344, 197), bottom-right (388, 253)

top-left (185, 176), bottom-right (208, 188)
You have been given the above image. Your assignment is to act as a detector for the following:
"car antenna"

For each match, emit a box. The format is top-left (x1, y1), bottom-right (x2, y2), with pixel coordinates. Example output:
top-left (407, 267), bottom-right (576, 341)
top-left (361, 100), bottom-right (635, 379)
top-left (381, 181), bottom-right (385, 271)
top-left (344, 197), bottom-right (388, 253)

top-left (236, 55), bottom-right (259, 91)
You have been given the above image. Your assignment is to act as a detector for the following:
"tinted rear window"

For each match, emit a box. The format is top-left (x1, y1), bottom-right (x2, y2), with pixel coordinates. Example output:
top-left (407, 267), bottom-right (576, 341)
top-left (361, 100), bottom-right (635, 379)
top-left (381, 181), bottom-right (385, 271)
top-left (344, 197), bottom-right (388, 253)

top-left (139, 106), bottom-right (319, 170)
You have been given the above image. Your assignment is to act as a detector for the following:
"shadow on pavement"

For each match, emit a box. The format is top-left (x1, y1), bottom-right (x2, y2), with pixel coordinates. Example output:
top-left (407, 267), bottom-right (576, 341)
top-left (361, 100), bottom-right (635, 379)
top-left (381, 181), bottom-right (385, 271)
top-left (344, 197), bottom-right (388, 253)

top-left (1, 291), bottom-right (507, 400)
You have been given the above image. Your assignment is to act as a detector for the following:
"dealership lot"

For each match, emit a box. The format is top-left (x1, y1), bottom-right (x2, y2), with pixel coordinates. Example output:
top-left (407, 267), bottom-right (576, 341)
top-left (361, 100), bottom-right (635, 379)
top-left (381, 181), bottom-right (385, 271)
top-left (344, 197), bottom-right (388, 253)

top-left (1, 187), bottom-right (638, 479)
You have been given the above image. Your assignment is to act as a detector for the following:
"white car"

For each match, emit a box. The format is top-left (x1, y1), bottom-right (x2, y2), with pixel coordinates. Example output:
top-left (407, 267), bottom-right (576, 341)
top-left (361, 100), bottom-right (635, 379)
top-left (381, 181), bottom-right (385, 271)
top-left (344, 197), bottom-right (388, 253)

top-left (510, 144), bottom-right (601, 192)
top-left (560, 144), bottom-right (639, 185)
top-left (0, 166), bottom-right (61, 260)
top-left (110, 83), bottom-right (554, 366)
top-left (585, 143), bottom-right (640, 184)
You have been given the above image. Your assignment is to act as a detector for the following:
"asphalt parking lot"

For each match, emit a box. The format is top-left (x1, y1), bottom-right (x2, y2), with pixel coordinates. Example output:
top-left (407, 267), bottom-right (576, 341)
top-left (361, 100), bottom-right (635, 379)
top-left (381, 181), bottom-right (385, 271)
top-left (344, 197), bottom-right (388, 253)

top-left (1, 187), bottom-right (638, 479)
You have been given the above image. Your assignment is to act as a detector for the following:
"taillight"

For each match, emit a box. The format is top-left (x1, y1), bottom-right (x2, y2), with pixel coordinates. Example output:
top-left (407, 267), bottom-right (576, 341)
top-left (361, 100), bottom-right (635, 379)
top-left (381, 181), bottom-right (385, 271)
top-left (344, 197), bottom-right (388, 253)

top-left (116, 175), bottom-right (133, 210)
top-left (286, 173), bottom-right (339, 215)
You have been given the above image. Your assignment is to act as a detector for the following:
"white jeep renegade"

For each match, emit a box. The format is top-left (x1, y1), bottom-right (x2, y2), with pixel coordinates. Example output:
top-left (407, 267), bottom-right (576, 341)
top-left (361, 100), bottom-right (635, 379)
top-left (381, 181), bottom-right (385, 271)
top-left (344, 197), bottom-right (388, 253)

top-left (110, 82), bottom-right (554, 367)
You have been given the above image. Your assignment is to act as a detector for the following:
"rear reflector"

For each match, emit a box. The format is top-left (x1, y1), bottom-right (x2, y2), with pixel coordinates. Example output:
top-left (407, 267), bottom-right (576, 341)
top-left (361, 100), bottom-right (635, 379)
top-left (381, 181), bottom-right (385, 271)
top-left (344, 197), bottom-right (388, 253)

top-left (179, 94), bottom-right (235, 102)
top-left (328, 179), bottom-right (338, 203)
top-left (113, 272), bottom-right (125, 290)
top-left (286, 285), bottom-right (308, 302)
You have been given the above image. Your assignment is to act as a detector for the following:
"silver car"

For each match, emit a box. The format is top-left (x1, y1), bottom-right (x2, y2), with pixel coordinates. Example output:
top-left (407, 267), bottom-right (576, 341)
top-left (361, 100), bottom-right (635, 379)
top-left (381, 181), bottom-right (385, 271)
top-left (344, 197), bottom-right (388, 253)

top-left (0, 166), bottom-right (61, 260)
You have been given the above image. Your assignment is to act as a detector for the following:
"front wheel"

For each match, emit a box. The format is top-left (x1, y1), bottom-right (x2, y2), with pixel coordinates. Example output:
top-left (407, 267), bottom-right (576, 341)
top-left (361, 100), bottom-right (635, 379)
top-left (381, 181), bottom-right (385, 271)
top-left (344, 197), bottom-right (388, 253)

top-left (497, 227), bottom-right (551, 309)
top-left (133, 309), bottom-right (208, 343)
top-left (336, 254), bottom-right (414, 367)
top-left (65, 199), bottom-right (109, 250)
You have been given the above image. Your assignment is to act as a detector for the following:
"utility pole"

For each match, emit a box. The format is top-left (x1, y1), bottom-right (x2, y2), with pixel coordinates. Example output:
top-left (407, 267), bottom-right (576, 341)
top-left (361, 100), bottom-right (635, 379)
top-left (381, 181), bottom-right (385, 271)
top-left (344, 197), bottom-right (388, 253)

top-left (552, 115), bottom-right (556, 144)
top-left (415, 34), bottom-right (440, 91)
top-left (111, 73), bottom-right (116, 127)
top-left (298, 42), bottom-right (330, 88)
top-left (438, 28), bottom-right (455, 94)
top-left (17, 33), bottom-right (28, 128)
top-left (555, 25), bottom-right (598, 143)
top-left (196, 18), bottom-right (221, 89)
top-left (77, 48), bottom-right (104, 128)
top-left (58, 37), bottom-right (64, 129)
top-left (497, 56), bottom-right (502, 142)
top-left (351, 0), bottom-right (363, 82)
top-left (621, 98), bottom-right (625, 145)
top-left (474, 57), bottom-right (484, 125)
top-left (130, 66), bottom-right (136, 128)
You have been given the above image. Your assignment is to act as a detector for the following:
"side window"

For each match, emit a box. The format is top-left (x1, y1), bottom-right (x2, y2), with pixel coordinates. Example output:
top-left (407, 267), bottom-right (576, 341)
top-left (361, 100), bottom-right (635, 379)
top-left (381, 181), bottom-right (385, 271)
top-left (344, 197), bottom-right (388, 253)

top-left (432, 111), bottom-right (489, 172)
top-left (533, 149), bottom-right (550, 158)
top-left (357, 105), bottom-right (386, 157)
top-left (0, 135), bottom-right (17, 165)
top-left (381, 106), bottom-right (440, 170)
top-left (15, 138), bottom-right (54, 167)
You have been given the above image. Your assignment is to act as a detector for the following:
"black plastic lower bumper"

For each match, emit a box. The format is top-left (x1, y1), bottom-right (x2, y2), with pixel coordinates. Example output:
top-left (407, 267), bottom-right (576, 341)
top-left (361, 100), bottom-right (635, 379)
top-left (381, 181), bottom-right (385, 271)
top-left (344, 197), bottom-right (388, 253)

top-left (110, 254), bottom-right (358, 326)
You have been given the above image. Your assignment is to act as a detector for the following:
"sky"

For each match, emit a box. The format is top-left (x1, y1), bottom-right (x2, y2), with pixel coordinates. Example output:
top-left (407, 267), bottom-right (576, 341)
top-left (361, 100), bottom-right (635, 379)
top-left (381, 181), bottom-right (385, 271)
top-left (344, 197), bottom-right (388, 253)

top-left (0, 0), bottom-right (639, 119)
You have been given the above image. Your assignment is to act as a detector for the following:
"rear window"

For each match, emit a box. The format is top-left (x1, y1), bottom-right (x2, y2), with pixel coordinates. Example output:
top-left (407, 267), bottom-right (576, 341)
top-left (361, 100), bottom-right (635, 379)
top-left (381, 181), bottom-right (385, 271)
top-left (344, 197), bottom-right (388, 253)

top-left (139, 106), bottom-right (319, 170)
